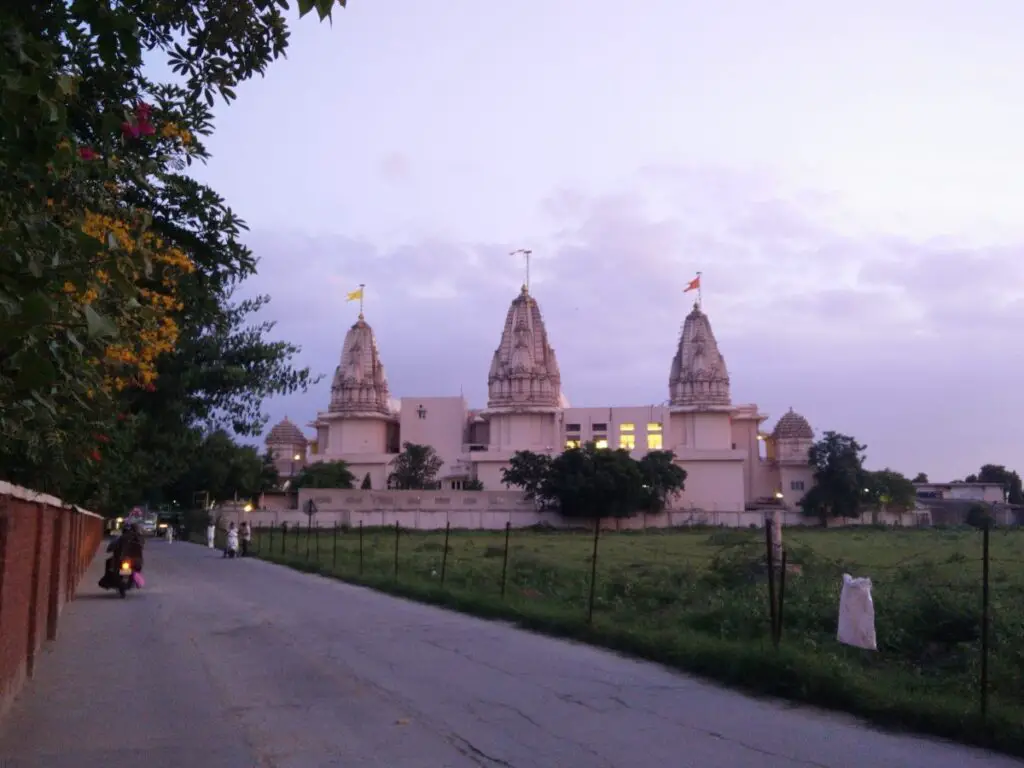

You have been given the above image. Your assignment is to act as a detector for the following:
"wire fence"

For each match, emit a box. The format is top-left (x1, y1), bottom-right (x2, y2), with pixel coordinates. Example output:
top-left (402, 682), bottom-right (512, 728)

top-left (199, 518), bottom-right (1024, 738)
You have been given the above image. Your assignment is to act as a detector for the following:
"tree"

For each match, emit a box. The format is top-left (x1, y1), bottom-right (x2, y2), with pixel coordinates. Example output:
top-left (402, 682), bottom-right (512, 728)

top-left (800, 431), bottom-right (868, 525)
top-left (965, 503), bottom-right (994, 529)
top-left (260, 450), bottom-right (280, 493)
top-left (546, 443), bottom-right (645, 519)
top-left (293, 461), bottom-right (355, 491)
top-left (0, 0), bottom-right (346, 506)
top-left (163, 429), bottom-right (265, 506)
top-left (389, 443), bottom-right (444, 490)
top-left (502, 451), bottom-right (554, 505)
top-left (864, 468), bottom-right (917, 521)
top-left (637, 450), bottom-right (688, 513)
top-left (912, 472), bottom-right (928, 483)
top-left (360, 472), bottom-right (372, 490)
top-left (965, 465), bottom-right (1022, 504)
top-left (502, 444), bottom-right (684, 520)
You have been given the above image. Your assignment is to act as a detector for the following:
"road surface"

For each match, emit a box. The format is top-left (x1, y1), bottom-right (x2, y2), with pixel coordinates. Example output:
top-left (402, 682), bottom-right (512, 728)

top-left (0, 541), bottom-right (1018, 767)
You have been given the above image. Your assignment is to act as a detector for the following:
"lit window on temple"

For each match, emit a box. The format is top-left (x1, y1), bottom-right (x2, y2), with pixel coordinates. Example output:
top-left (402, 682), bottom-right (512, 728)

top-left (647, 433), bottom-right (663, 450)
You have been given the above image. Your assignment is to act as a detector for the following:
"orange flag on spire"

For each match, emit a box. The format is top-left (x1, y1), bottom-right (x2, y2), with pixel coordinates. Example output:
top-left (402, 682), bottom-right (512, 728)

top-left (684, 275), bottom-right (701, 293)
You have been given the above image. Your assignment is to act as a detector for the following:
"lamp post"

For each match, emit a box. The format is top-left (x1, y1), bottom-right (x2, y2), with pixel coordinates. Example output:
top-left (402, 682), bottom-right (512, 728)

top-left (291, 453), bottom-right (301, 477)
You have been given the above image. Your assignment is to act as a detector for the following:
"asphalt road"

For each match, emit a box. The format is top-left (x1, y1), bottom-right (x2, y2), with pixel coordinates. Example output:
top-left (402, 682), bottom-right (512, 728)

top-left (0, 541), bottom-right (1019, 768)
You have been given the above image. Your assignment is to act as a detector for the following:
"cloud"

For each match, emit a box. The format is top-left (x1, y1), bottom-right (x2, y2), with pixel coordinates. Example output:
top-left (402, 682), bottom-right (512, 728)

top-left (241, 164), bottom-right (1024, 482)
top-left (377, 152), bottom-right (412, 184)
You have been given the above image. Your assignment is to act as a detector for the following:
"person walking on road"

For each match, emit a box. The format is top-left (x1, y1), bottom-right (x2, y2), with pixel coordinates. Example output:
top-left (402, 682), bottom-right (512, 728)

top-left (240, 522), bottom-right (252, 557)
top-left (206, 520), bottom-right (216, 549)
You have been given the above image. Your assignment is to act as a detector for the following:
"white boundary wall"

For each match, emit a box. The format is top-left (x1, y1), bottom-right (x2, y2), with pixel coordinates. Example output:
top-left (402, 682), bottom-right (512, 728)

top-left (215, 489), bottom-right (921, 530)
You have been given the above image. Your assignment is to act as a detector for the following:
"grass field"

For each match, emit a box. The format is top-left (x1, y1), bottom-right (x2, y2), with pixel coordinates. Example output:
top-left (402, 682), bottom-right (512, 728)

top-left (234, 522), bottom-right (1024, 757)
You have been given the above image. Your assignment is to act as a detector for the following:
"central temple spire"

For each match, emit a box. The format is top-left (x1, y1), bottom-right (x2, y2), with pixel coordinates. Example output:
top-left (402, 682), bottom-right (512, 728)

top-left (669, 301), bottom-right (731, 409)
top-left (329, 314), bottom-right (391, 416)
top-left (486, 285), bottom-right (561, 412)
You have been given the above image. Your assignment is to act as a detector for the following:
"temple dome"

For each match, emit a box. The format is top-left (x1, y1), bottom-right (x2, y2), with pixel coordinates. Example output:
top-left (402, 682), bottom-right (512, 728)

top-left (669, 302), bottom-right (731, 409)
top-left (266, 417), bottom-right (307, 446)
top-left (329, 315), bottom-right (391, 417)
top-left (772, 408), bottom-right (814, 440)
top-left (487, 285), bottom-right (562, 412)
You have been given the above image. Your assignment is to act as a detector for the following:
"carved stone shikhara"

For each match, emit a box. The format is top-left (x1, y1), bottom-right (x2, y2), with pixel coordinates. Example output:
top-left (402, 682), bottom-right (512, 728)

top-left (486, 285), bottom-right (562, 412)
top-left (669, 302), bottom-right (731, 409)
top-left (772, 408), bottom-right (814, 440)
top-left (329, 314), bottom-right (391, 417)
top-left (266, 417), bottom-right (306, 446)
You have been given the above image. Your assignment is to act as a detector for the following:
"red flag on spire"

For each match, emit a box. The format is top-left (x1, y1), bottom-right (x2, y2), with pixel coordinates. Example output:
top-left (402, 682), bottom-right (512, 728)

top-left (683, 275), bottom-right (701, 293)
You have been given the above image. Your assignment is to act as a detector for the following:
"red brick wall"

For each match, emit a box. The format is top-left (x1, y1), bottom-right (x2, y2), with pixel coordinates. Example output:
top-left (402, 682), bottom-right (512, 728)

top-left (0, 485), bottom-right (103, 720)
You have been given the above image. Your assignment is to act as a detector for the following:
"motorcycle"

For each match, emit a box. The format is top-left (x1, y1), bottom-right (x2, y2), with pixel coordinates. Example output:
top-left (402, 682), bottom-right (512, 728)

top-left (100, 556), bottom-right (144, 598)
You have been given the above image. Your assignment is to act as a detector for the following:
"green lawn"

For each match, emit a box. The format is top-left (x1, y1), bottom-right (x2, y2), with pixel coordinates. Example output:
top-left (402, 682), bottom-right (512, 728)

top-left (242, 522), bottom-right (1024, 757)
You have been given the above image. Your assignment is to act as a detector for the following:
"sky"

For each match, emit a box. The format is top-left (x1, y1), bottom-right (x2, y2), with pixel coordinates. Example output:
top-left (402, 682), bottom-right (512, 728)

top-left (179, 0), bottom-right (1023, 482)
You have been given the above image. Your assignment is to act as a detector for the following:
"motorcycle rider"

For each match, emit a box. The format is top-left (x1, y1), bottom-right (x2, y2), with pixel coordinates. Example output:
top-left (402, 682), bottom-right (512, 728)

top-left (224, 522), bottom-right (239, 558)
top-left (99, 523), bottom-right (145, 588)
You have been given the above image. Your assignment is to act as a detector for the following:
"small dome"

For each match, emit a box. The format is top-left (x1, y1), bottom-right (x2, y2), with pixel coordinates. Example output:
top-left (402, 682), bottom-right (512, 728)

top-left (772, 408), bottom-right (814, 440)
top-left (266, 417), bottom-right (307, 446)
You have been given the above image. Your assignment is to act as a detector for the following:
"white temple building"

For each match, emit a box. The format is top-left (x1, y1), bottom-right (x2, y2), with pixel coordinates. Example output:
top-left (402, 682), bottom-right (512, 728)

top-left (265, 285), bottom-right (817, 513)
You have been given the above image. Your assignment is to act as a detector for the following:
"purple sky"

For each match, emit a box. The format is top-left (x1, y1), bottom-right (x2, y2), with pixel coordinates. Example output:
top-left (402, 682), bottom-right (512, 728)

top-left (184, 0), bottom-right (1024, 482)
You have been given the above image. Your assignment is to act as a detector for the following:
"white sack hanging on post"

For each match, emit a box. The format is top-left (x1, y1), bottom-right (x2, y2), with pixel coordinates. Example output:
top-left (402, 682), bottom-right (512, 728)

top-left (837, 573), bottom-right (877, 651)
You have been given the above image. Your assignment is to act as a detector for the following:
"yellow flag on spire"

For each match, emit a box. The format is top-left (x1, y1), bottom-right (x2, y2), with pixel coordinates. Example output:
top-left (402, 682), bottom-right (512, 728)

top-left (346, 287), bottom-right (364, 302)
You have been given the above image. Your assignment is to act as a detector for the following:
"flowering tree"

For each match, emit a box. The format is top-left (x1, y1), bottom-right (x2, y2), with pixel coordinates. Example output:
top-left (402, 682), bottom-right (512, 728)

top-left (0, 0), bottom-right (347, 503)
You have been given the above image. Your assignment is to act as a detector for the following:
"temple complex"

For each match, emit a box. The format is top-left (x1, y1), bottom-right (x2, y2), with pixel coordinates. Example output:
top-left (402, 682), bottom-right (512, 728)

top-left (265, 285), bottom-right (816, 513)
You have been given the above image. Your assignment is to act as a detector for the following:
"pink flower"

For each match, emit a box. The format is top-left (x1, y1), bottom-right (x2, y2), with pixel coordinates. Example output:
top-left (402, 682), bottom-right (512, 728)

top-left (121, 120), bottom-right (140, 139)
top-left (78, 146), bottom-right (97, 160)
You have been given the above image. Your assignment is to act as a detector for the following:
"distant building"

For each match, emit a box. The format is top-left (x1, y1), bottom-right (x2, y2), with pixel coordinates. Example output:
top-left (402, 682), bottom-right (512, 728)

top-left (914, 481), bottom-right (1005, 504)
top-left (265, 285), bottom-right (817, 513)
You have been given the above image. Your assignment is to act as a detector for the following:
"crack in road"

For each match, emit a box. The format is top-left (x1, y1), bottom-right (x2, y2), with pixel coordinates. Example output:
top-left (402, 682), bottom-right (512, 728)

top-left (447, 733), bottom-right (515, 767)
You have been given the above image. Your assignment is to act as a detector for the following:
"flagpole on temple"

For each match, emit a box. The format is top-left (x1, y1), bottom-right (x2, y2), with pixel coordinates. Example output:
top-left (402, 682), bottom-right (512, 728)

top-left (359, 283), bottom-right (365, 317)
top-left (510, 248), bottom-right (532, 291)
top-left (697, 271), bottom-right (702, 307)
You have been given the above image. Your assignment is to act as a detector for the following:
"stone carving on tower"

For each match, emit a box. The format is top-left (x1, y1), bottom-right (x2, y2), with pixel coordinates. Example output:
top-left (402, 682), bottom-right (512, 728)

top-left (328, 314), bottom-right (391, 417)
top-left (669, 302), bottom-right (731, 409)
top-left (487, 285), bottom-right (562, 412)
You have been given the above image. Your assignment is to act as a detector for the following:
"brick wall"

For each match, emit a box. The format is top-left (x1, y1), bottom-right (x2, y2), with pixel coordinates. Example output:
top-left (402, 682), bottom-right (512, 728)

top-left (0, 482), bottom-right (103, 721)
